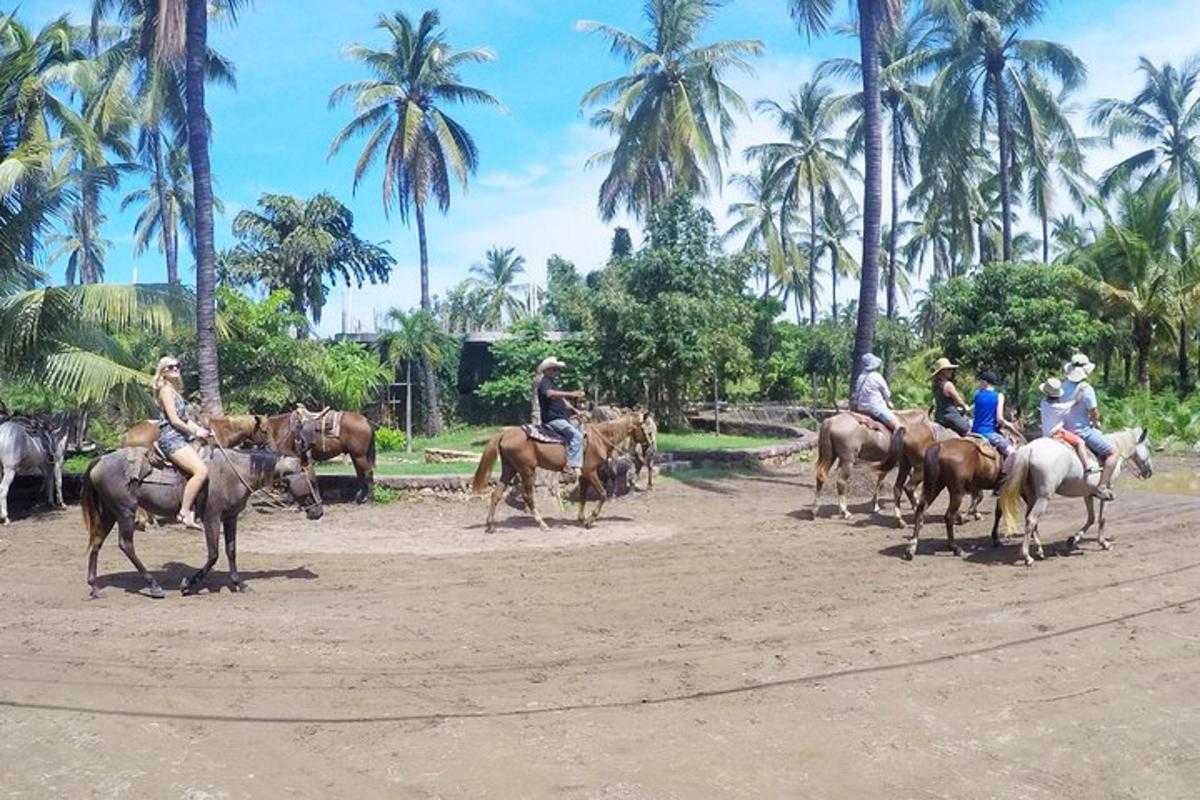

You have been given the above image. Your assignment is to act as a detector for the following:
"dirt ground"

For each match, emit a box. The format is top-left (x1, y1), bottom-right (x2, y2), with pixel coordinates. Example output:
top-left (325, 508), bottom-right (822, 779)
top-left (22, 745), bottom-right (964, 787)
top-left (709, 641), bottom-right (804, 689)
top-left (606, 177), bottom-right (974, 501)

top-left (1, 458), bottom-right (1199, 799)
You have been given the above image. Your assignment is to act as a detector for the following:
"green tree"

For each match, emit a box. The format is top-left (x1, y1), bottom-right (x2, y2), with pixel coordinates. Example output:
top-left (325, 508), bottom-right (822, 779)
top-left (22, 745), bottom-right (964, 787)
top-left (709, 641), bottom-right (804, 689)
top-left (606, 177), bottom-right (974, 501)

top-left (474, 316), bottom-right (598, 422)
top-left (725, 157), bottom-right (794, 299)
top-left (927, 0), bottom-right (1085, 262)
top-left (747, 78), bottom-right (855, 325)
top-left (1091, 56), bottom-right (1200, 199)
top-left (809, 185), bottom-right (860, 320)
top-left (329, 9), bottom-right (501, 435)
top-left (120, 141), bottom-right (218, 269)
top-left (578, 0), bottom-right (763, 220)
top-left (543, 255), bottom-right (590, 332)
top-left (378, 308), bottom-right (451, 448)
top-left (223, 192), bottom-right (394, 327)
top-left (469, 245), bottom-right (527, 329)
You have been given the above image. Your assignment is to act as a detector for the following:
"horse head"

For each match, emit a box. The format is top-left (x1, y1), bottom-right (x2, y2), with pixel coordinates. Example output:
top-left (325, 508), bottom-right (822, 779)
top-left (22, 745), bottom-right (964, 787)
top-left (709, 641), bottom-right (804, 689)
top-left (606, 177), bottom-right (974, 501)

top-left (1130, 427), bottom-right (1154, 479)
top-left (275, 455), bottom-right (323, 519)
top-left (288, 413), bottom-right (320, 466)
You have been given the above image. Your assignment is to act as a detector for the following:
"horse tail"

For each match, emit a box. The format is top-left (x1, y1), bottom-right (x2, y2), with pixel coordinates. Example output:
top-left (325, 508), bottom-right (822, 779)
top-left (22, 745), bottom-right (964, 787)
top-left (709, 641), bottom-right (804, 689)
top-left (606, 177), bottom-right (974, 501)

top-left (999, 445), bottom-right (1031, 536)
top-left (814, 419), bottom-right (835, 484)
top-left (471, 432), bottom-right (503, 494)
top-left (80, 457), bottom-right (104, 548)
top-left (878, 426), bottom-right (906, 474)
top-left (920, 442), bottom-right (942, 508)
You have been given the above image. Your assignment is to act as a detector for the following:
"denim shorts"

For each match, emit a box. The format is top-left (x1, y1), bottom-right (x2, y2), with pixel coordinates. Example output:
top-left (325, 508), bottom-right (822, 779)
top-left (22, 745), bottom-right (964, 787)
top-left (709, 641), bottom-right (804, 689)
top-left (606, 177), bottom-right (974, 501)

top-left (872, 408), bottom-right (896, 425)
top-left (1080, 428), bottom-right (1115, 458)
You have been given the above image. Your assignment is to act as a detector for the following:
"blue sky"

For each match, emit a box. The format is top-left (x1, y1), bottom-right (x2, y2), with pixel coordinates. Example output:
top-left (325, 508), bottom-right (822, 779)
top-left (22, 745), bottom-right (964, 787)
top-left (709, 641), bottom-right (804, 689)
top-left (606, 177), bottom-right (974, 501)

top-left (25, 0), bottom-right (1200, 333)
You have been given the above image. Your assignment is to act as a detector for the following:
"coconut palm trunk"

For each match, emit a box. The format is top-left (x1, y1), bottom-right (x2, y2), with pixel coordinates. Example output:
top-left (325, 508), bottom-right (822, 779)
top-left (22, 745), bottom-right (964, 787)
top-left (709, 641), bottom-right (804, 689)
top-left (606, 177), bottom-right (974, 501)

top-left (185, 0), bottom-right (222, 412)
top-left (850, 0), bottom-right (883, 385)
top-left (831, 248), bottom-right (839, 320)
top-left (415, 205), bottom-right (443, 436)
top-left (807, 171), bottom-right (818, 325)
top-left (887, 108), bottom-right (899, 318)
top-left (149, 130), bottom-right (180, 284)
top-left (1041, 207), bottom-right (1049, 264)
top-left (994, 71), bottom-right (1013, 262)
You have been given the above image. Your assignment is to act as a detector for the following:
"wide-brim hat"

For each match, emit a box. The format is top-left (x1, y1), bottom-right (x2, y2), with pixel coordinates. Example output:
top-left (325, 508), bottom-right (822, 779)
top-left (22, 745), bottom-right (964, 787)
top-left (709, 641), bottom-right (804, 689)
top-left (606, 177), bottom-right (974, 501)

top-left (861, 353), bottom-right (883, 372)
top-left (1063, 353), bottom-right (1096, 383)
top-left (929, 357), bottom-right (959, 378)
top-left (537, 357), bottom-right (566, 373)
top-left (1040, 377), bottom-right (1064, 398)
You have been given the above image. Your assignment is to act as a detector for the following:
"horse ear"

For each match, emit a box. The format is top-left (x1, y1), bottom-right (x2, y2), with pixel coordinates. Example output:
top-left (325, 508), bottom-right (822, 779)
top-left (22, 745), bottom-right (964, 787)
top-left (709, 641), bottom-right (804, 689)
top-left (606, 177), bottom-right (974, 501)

top-left (1138, 427), bottom-right (1147, 443)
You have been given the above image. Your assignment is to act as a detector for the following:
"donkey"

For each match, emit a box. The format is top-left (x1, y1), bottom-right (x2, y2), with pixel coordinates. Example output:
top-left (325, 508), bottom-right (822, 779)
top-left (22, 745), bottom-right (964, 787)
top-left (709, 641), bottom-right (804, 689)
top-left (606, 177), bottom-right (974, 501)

top-left (0, 411), bottom-right (77, 524)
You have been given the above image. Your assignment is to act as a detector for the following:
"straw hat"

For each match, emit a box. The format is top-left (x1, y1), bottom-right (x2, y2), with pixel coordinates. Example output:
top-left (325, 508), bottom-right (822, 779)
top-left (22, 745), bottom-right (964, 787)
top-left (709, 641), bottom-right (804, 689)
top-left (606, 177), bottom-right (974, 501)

top-left (1063, 353), bottom-right (1096, 383)
top-left (929, 357), bottom-right (959, 378)
top-left (537, 357), bottom-right (566, 373)
top-left (1039, 377), bottom-right (1064, 399)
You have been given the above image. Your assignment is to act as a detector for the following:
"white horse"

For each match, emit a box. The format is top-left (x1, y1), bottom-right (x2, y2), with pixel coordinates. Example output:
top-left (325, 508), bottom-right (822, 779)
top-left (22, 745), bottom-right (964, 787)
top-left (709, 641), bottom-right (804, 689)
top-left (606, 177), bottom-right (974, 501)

top-left (998, 427), bottom-right (1153, 566)
top-left (0, 414), bottom-right (74, 524)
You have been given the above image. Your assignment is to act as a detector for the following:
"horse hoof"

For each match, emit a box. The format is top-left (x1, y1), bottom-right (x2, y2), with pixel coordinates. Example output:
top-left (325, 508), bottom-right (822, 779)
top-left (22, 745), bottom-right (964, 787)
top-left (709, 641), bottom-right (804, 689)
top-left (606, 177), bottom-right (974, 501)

top-left (1022, 557), bottom-right (1034, 567)
top-left (88, 587), bottom-right (104, 600)
top-left (148, 584), bottom-right (165, 599)
top-left (840, 512), bottom-right (851, 521)
top-left (952, 546), bottom-right (965, 558)
top-left (903, 547), bottom-right (915, 561)
top-left (233, 582), bottom-right (251, 593)
top-left (1099, 540), bottom-right (1113, 551)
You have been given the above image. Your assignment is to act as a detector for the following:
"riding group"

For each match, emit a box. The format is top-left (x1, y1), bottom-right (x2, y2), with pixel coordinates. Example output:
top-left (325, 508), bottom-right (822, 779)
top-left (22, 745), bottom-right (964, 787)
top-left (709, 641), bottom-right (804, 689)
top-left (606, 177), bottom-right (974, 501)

top-left (816, 351), bottom-right (1153, 565)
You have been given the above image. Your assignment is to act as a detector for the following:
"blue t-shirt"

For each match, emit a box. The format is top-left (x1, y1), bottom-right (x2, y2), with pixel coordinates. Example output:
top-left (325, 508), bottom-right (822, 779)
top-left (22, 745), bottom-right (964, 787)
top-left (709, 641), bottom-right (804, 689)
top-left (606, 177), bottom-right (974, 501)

top-left (1061, 380), bottom-right (1097, 434)
top-left (971, 387), bottom-right (999, 435)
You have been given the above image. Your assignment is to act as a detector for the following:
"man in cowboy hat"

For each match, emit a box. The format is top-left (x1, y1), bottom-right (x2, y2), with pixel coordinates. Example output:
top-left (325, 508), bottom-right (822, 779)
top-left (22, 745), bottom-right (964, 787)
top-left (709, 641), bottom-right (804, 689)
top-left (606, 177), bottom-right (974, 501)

top-left (1039, 376), bottom-right (1112, 499)
top-left (1060, 353), bottom-right (1119, 497)
top-left (536, 356), bottom-right (587, 479)
top-left (850, 353), bottom-right (900, 432)
top-left (930, 357), bottom-right (971, 435)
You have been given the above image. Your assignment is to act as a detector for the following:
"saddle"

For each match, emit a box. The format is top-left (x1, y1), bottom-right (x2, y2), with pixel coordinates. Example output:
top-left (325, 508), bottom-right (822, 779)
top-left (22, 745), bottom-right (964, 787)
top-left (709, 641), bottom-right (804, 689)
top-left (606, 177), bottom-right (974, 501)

top-left (294, 404), bottom-right (342, 438)
top-left (964, 434), bottom-right (1000, 463)
top-left (124, 444), bottom-right (212, 487)
top-left (522, 424), bottom-right (568, 445)
top-left (847, 411), bottom-right (890, 434)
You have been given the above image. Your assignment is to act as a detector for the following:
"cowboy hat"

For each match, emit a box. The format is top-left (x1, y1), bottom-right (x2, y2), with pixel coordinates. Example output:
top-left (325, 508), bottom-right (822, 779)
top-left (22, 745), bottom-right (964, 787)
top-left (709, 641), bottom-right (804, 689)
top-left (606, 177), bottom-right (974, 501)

top-left (1063, 353), bottom-right (1096, 383)
top-left (1039, 377), bottom-right (1064, 399)
top-left (537, 356), bottom-right (567, 373)
top-left (929, 357), bottom-right (959, 378)
top-left (860, 353), bottom-right (883, 372)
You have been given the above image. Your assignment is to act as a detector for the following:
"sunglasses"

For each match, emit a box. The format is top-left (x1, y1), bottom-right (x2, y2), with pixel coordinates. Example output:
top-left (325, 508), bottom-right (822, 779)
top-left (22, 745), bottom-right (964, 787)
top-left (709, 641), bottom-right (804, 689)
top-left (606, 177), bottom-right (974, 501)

top-left (165, 364), bottom-right (180, 371)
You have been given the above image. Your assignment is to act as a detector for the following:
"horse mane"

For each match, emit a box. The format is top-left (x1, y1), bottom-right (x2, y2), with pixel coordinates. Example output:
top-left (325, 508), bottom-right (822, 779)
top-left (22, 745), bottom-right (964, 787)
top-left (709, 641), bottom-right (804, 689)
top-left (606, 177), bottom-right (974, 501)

top-left (590, 415), bottom-right (635, 441)
top-left (244, 450), bottom-right (279, 484)
top-left (1107, 427), bottom-right (1142, 458)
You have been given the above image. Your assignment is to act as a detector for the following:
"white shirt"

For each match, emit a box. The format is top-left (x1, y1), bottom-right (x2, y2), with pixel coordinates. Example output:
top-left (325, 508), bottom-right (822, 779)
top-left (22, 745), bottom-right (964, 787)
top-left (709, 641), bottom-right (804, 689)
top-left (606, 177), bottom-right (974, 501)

top-left (1039, 398), bottom-right (1072, 437)
top-left (1060, 380), bottom-right (1097, 434)
top-left (851, 371), bottom-right (891, 417)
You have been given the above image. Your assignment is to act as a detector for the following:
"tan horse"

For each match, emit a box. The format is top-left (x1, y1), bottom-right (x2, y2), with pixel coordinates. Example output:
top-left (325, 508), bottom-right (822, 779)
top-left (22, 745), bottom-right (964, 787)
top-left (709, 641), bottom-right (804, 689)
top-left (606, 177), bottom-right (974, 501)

top-left (811, 409), bottom-right (927, 520)
top-left (472, 412), bottom-right (653, 532)
top-left (121, 415), bottom-right (266, 449)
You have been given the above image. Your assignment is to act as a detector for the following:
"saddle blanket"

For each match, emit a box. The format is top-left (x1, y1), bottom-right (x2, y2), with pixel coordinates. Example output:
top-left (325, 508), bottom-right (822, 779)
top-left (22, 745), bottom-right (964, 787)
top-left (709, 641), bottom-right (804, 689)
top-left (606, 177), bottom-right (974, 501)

top-left (124, 445), bottom-right (210, 486)
top-left (522, 424), bottom-right (567, 445)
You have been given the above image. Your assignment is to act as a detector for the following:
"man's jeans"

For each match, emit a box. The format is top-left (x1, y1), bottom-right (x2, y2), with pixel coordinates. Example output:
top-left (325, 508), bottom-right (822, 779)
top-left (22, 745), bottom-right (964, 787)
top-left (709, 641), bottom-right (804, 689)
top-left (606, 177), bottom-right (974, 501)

top-left (545, 418), bottom-right (583, 468)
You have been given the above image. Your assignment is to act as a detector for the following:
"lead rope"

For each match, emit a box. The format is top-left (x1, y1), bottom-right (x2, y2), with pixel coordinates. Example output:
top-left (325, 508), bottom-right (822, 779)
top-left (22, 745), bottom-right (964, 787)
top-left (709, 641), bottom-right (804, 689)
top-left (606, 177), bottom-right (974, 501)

top-left (209, 438), bottom-right (293, 512)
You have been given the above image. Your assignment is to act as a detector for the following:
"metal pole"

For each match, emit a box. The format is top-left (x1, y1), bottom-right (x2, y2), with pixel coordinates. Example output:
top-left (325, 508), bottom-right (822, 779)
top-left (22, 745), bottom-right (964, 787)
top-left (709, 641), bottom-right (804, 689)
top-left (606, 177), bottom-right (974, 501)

top-left (713, 371), bottom-right (721, 436)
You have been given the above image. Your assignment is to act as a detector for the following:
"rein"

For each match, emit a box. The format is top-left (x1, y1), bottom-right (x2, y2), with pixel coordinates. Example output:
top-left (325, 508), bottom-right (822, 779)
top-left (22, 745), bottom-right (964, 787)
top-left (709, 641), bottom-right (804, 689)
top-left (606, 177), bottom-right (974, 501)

top-left (210, 440), bottom-right (296, 512)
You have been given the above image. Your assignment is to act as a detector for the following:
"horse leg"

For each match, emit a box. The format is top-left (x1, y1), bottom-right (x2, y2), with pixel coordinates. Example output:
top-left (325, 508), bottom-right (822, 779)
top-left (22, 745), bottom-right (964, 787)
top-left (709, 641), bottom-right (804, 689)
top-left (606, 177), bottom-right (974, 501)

top-left (1020, 497), bottom-right (1051, 566)
top-left (522, 472), bottom-right (549, 532)
top-left (906, 499), bottom-right (926, 561)
top-left (1067, 496), bottom-right (1096, 551)
top-left (1097, 498), bottom-right (1112, 551)
top-left (836, 458), bottom-right (852, 520)
top-left (891, 461), bottom-right (909, 526)
top-left (224, 517), bottom-right (248, 591)
top-left (116, 515), bottom-right (164, 599)
top-left (54, 460), bottom-right (65, 508)
top-left (86, 509), bottom-right (117, 599)
top-left (944, 491), bottom-right (964, 557)
top-left (582, 471), bottom-right (608, 529)
top-left (967, 490), bottom-right (984, 521)
top-left (351, 454), bottom-right (373, 503)
top-left (181, 516), bottom-right (221, 595)
top-left (0, 466), bottom-right (13, 524)
top-left (989, 497), bottom-right (1004, 547)
top-left (811, 473), bottom-right (824, 519)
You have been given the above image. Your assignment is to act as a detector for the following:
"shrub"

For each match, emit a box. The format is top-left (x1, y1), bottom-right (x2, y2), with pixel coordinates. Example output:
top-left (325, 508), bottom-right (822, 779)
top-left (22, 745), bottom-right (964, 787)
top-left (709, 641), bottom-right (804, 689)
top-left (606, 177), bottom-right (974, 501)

top-left (374, 427), bottom-right (407, 452)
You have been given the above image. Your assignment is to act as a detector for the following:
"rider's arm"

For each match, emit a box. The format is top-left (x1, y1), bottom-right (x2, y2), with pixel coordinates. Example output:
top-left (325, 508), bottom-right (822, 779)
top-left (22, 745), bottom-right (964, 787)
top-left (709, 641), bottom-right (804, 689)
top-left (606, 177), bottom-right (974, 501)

top-left (160, 388), bottom-right (202, 437)
top-left (945, 383), bottom-right (968, 412)
top-left (544, 388), bottom-right (586, 400)
top-left (996, 394), bottom-right (1020, 435)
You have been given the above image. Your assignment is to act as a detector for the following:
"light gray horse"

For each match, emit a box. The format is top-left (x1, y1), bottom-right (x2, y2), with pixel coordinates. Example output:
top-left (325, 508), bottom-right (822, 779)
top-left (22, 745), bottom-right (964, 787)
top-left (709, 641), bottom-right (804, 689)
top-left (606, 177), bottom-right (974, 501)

top-left (998, 427), bottom-right (1153, 566)
top-left (82, 447), bottom-right (323, 598)
top-left (0, 412), bottom-right (76, 524)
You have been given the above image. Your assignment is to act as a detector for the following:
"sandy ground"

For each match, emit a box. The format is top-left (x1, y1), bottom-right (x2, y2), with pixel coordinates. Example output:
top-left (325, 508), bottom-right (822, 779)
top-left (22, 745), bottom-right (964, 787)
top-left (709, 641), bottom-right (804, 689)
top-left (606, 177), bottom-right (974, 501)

top-left (1, 459), bottom-right (1199, 799)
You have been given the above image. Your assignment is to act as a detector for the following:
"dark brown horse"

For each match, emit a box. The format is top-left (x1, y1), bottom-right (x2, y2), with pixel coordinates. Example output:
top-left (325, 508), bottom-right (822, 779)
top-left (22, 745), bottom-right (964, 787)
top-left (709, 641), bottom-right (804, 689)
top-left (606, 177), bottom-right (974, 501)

top-left (888, 421), bottom-right (957, 527)
top-left (260, 409), bottom-right (376, 503)
top-left (472, 412), bottom-right (653, 532)
top-left (82, 447), bottom-right (323, 598)
top-left (906, 433), bottom-right (1025, 560)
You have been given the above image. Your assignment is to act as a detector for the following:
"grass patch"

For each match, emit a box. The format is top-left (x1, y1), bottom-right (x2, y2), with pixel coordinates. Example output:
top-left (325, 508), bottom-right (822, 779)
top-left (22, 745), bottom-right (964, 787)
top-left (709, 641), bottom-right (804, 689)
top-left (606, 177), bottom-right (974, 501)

top-left (64, 454), bottom-right (94, 473)
top-left (655, 432), bottom-right (789, 451)
top-left (371, 485), bottom-right (404, 504)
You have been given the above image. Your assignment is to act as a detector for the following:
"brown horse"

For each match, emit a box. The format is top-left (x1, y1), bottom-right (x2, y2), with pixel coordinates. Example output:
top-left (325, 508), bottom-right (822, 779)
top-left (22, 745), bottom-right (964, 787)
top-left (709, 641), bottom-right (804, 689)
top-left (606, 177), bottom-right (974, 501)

top-left (260, 409), bottom-right (376, 503)
top-left (121, 414), bottom-right (266, 449)
top-left (811, 409), bottom-right (927, 520)
top-left (906, 433), bottom-right (1026, 560)
top-left (888, 421), bottom-right (958, 527)
top-left (471, 412), bottom-right (653, 532)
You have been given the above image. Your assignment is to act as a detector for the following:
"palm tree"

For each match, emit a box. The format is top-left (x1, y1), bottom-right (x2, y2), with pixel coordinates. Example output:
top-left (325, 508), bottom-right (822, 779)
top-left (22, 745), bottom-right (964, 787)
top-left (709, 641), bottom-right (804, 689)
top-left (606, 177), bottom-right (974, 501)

top-left (808, 185), bottom-right (860, 319)
top-left (789, 0), bottom-right (901, 383)
top-left (469, 246), bottom-right (527, 329)
top-left (747, 78), bottom-right (855, 325)
top-left (1084, 179), bottom-right (1182, 389)
top-left (818, 7), bottom-right (937, 317)
top-left (329, 9), bottom-right (501, 435)
top-left (1020, 111), bottom-right (1093, 263)
top-left (725, 158), bottom-right (793, 298)
top-left (578, 0), bottom-right (763, 220)
top-left (121, 141), bottom-right (209, 269)
top-left (225, 192), bottom-right (394, 328)
top-left (927, 0), bottom-right (1085, 262)
top-left (379, 308), bottom-right (448, 453)
top-left (1091, 56), bottom-right (1200, 199)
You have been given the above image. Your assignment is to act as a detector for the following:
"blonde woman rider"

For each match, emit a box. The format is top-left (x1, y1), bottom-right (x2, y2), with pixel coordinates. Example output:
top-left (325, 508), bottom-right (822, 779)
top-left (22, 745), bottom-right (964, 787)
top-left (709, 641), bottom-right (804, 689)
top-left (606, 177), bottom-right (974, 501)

top-left (153, 357), bottom-right (211, 529)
